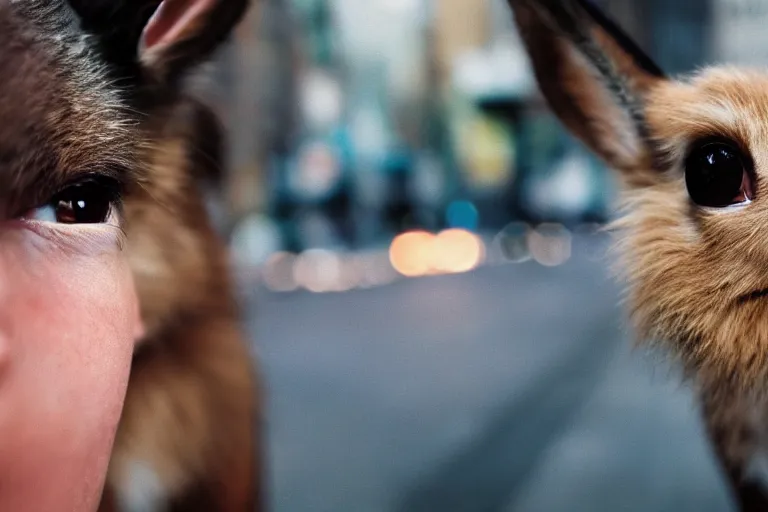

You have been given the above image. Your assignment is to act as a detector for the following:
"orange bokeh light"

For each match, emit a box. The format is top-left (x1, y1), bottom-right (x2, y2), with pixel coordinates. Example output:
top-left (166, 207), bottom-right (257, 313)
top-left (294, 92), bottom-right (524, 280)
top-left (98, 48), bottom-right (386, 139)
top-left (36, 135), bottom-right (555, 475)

top-left (433, 229), bottom-right (484, 274)
top-left (389, 231), bottom-right (436, 277)
top-left (389, 229), bottom-right (485, 278)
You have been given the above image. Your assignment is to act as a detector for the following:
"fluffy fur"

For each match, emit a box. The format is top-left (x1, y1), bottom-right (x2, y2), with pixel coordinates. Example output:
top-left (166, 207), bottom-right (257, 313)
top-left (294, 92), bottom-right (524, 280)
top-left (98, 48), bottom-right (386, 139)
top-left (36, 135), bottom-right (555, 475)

top-left (509, 0), bottom-right (768, 510)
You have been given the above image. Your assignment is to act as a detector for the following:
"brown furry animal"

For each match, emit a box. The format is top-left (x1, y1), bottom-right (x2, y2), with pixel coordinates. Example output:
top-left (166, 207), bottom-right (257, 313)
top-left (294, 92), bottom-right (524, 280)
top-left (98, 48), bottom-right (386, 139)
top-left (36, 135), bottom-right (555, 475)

top-left (62, 0), bottom-right (263, 510)
top-left (508, 0), bottom-right (768, 510)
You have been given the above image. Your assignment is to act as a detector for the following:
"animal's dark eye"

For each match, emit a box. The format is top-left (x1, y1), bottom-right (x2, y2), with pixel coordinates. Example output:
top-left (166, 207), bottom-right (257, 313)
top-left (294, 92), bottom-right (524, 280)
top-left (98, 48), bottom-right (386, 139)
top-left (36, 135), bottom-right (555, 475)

top-left (685, 141), bottom-right (754, 207)
top-left (29, 178), bottom-right (121, 225)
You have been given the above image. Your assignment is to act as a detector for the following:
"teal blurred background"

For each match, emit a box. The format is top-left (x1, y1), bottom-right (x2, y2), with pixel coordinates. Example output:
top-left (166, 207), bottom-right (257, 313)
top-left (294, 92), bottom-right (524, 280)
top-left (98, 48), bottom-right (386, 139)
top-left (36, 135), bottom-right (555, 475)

top-left (194, 1), bottom-right (768, 510)
top-left (202, 0), bottom-right (721, 281)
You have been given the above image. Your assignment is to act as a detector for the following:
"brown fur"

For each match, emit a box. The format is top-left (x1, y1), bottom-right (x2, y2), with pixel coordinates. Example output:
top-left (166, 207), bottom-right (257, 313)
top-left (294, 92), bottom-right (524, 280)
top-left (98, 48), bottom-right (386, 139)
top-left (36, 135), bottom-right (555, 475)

top-left (509, 0), bottom-right (768, 509)
top-left (102, 96), bottom-right (262, 511)
top-left (0, 2), bottom-right (140, 216)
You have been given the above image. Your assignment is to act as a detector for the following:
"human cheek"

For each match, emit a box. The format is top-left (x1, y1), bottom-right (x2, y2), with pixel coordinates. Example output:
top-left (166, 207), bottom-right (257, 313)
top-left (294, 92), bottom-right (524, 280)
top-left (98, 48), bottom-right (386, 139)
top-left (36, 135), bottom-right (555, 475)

top-left (0, 225), bottom-right (139, 511)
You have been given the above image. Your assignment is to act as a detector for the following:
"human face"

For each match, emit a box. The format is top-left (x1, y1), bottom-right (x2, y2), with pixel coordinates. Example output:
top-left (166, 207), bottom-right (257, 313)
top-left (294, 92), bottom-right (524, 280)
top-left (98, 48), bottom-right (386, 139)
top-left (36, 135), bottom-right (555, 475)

top-left (0, 221), bottom-right (142, 512)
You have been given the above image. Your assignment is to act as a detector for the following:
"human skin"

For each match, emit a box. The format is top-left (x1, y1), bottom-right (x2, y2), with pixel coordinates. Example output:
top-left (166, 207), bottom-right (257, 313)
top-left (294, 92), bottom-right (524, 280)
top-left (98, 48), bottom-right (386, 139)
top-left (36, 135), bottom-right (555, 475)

top-left (0, 218), bottom-right (142, 512)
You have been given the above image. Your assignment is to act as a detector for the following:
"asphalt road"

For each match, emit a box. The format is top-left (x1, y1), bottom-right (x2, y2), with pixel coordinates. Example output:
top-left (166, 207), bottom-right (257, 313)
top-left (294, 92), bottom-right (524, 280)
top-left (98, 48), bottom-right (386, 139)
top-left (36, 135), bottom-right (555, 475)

top-left (244, 234), bottom-right (736, 512)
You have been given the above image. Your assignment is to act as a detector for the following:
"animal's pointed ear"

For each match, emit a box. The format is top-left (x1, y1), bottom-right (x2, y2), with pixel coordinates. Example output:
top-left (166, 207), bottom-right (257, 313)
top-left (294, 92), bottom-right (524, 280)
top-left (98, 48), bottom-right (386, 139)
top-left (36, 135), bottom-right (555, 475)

top-left (70, 0), bottom-right (249, 85)
top-left (509, 0), bottom-right (667, 175)
top-left (139, 0), bottom-right (249, 82)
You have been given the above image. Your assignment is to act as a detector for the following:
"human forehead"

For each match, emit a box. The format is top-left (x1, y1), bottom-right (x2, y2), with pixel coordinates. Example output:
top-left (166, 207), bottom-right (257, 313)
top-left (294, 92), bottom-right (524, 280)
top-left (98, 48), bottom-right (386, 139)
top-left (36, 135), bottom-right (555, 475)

top-left (0, 0), bottom-right (138, 213)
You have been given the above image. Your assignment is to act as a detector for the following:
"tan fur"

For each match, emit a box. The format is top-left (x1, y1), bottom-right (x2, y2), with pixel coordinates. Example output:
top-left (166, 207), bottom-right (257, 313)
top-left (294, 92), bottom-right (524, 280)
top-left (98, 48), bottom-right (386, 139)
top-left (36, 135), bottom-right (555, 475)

top-left (615, 70), bottom-right (768, 390)
top-left (509, 0), bottom-right (768, 509)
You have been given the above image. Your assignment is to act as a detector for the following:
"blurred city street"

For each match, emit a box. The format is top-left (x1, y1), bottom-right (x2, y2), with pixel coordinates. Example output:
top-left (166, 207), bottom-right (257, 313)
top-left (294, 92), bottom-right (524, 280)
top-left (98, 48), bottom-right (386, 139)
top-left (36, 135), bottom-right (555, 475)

top-left (208, 2), bottom-right (768, 509)
top-left (246, 233), bottom-right (736, 512)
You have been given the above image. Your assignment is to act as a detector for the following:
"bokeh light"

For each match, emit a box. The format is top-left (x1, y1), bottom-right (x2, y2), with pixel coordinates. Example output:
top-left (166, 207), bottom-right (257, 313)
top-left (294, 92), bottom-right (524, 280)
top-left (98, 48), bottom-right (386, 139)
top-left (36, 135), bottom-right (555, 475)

top-left (433, 229), bottom-right (485, 274)
top-left (446, 200), bottom-right (480, 231)
top-left (527, 224), bottom-right (573, 267)
top-left (293, 249), bottom-right (343, 293)
top-left (389, 231), bottom-right (436, 277)
top-left (389, 229), bottom-right (485, 277)
top-left (262, 252), bottom-right (299, 293)
top-left (493, 222), bottom-right (533, 264)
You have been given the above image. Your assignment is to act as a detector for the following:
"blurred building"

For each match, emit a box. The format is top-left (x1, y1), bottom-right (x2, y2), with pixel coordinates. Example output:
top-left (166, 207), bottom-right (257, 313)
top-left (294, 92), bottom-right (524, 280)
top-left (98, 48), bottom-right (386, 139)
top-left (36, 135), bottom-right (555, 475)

top-left (217, 0), bottom-right (751, 262)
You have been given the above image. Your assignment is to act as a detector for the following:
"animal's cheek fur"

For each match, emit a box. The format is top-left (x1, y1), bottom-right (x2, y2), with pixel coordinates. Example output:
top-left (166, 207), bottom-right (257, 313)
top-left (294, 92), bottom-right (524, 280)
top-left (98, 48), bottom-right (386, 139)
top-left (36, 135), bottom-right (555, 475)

top-left (123, 199), bottom-right (209, 340)
top-left (120, 135), bottom-right (213, 341)
top-left (614, 185), bottom-right (768, 391)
